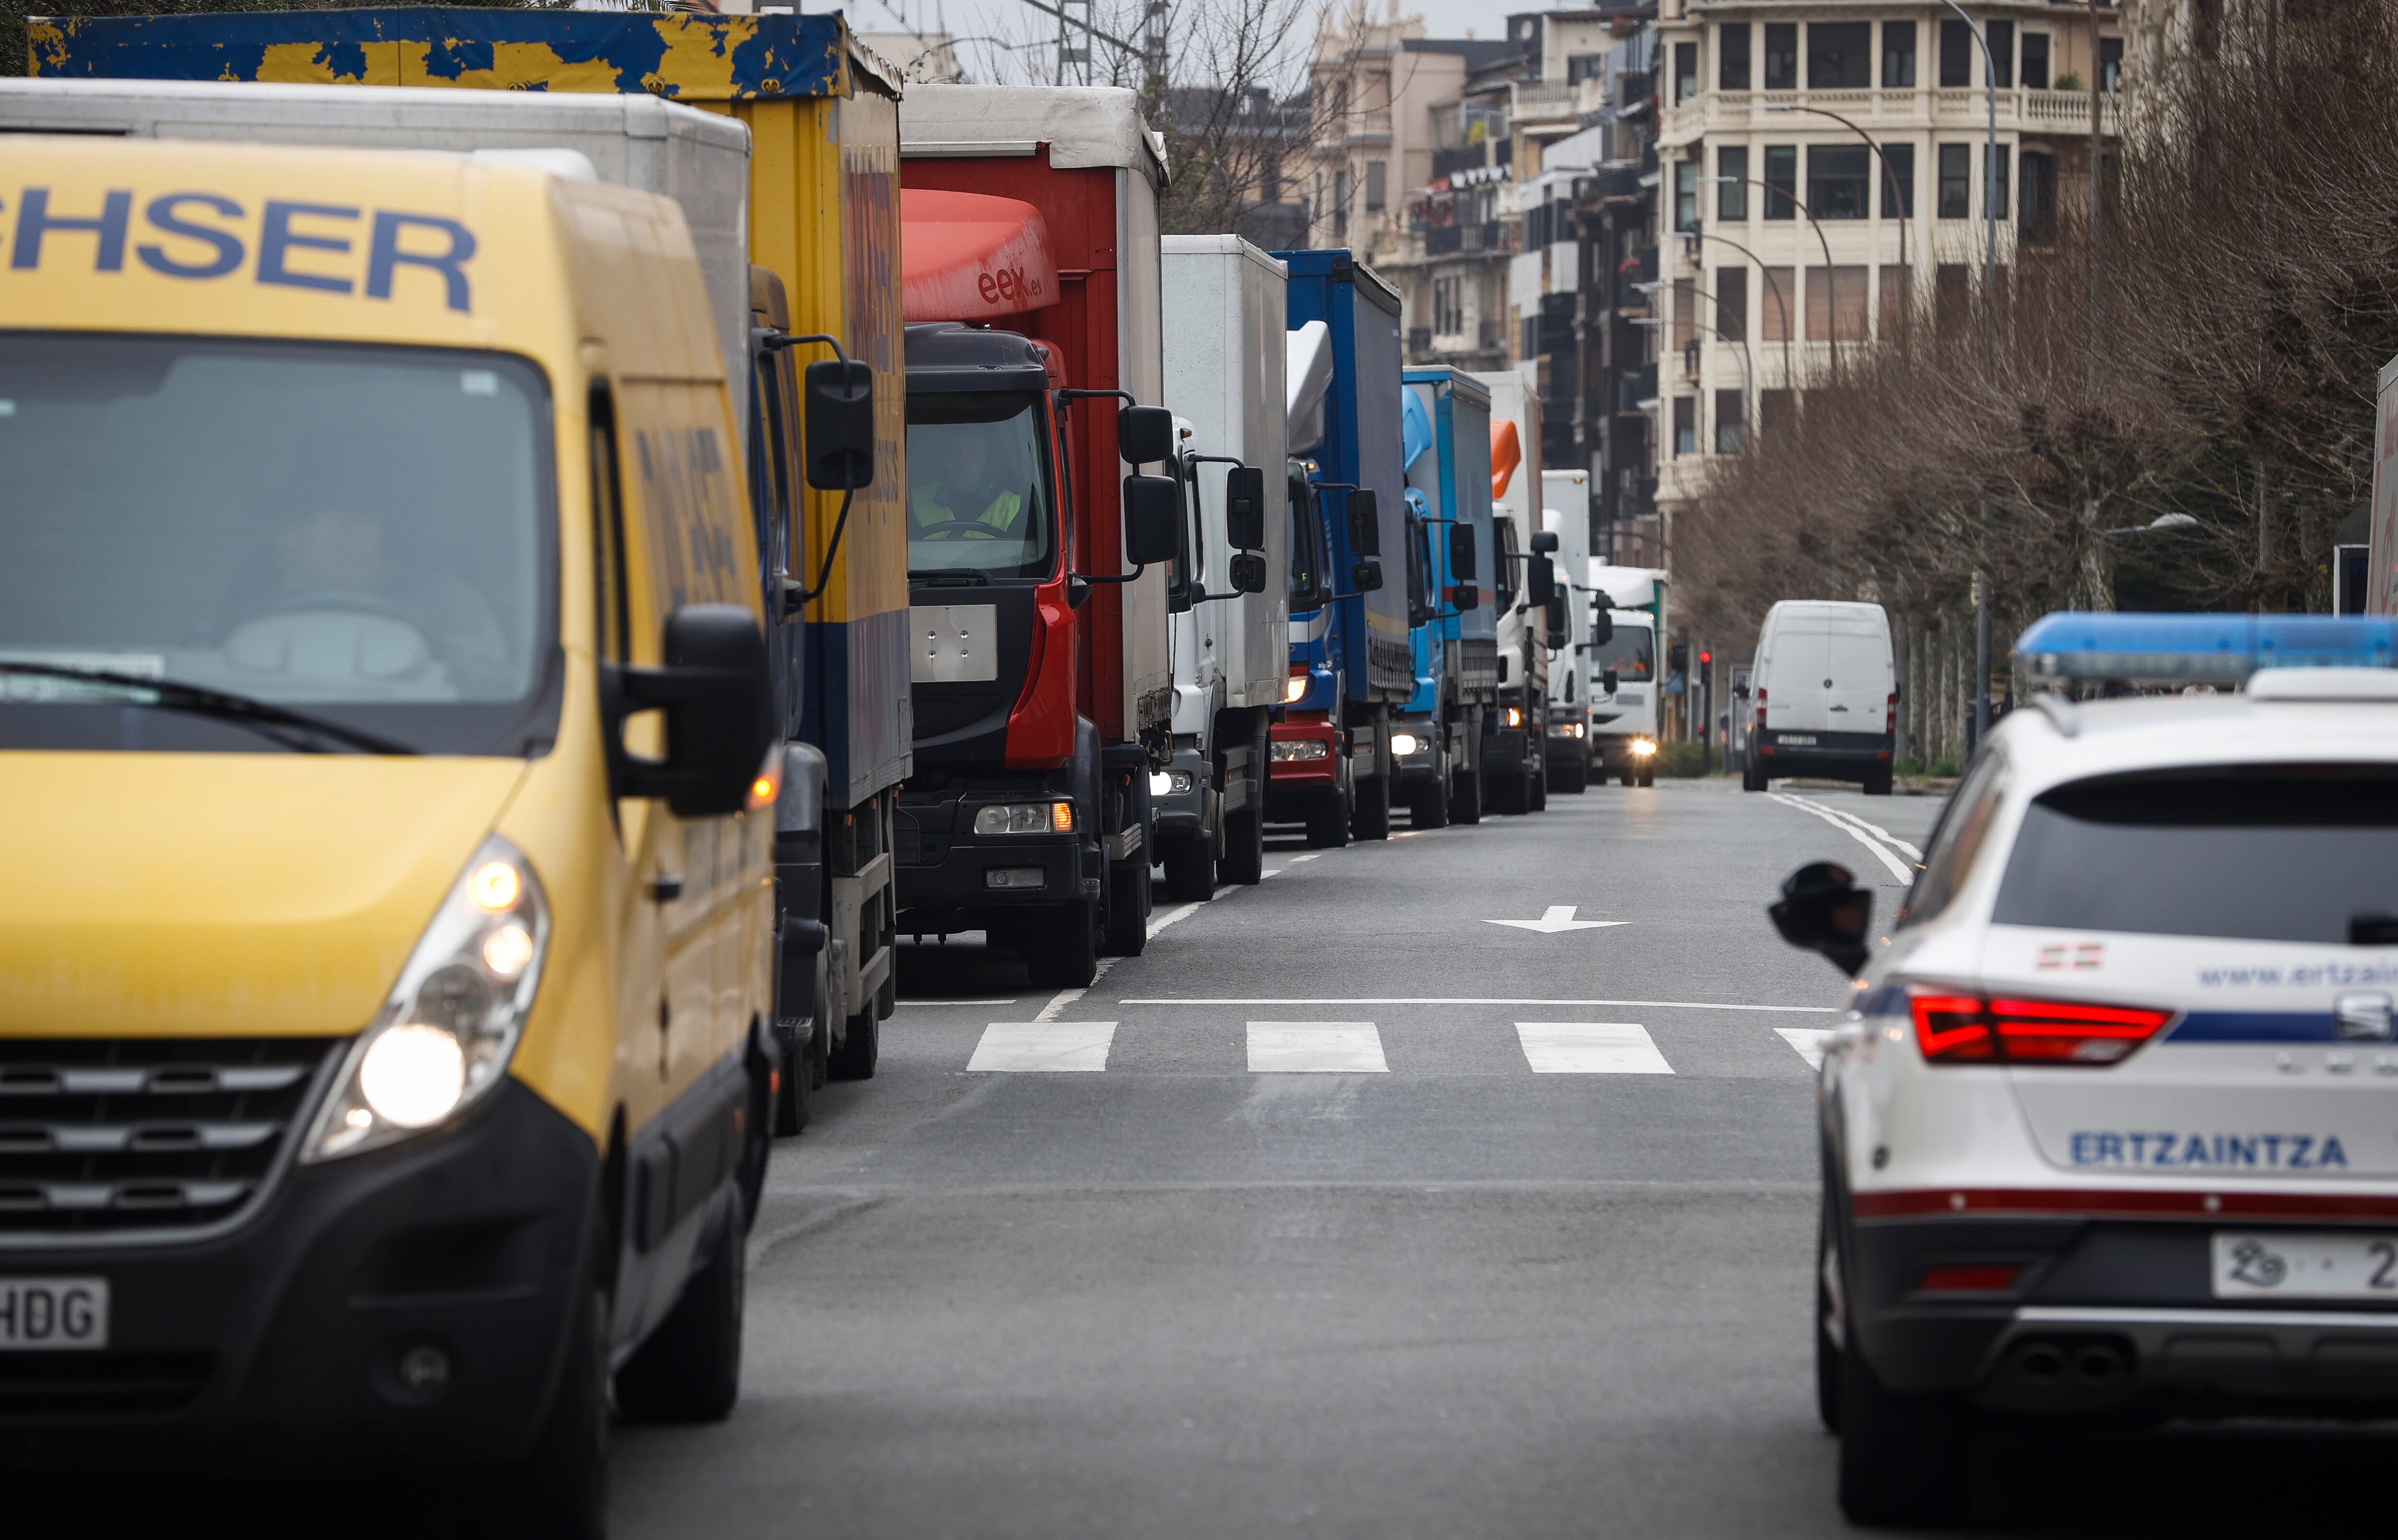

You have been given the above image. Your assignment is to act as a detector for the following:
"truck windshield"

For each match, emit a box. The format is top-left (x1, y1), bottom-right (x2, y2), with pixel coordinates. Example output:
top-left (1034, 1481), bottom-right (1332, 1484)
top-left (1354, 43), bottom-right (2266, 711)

top-left (905, 395), bottom-right (1055, 579)
top-left (1593, 626), bottom-right (1655, 679)
top-left (0, 334), bottom-right (555, 756)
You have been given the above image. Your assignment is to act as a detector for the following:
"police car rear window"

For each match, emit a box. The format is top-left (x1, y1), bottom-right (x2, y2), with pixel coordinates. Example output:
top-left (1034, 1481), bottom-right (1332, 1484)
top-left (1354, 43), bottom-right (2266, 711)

top-left (1991, 767), bottom-right (2398, 943)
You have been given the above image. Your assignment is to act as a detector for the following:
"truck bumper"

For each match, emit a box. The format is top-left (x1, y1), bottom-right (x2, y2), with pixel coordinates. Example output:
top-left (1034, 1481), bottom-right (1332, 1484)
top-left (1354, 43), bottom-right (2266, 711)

top-left (1543, 721), bottom-right (1587, 772)
top-left (893, 786), bottom-right (1098, 917)
top-left (1389, 716), bottom-right (1442, 786)
top-left (1486, 725), bottom-right (1533, 775)
top-left (1151, 749), bottom-right (1208, 844)
top-left (1267, 715), bottom-right (1340, 789)
top-left (0, 1078), bottom-right (596, 1472)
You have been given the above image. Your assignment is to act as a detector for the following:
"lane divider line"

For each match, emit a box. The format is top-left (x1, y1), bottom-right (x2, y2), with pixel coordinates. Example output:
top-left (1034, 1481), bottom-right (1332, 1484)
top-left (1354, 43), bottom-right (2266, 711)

top-left (1116, 995), bottom-right (1838, 1013)
top-left (1768, 793), bottom-right (1915, 884)
top-left (1778, 792), bottom-right (1925, 861)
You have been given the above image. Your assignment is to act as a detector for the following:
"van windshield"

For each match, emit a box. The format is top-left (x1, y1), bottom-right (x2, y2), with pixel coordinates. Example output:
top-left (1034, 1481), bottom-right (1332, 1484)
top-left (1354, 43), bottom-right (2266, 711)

top-left (1593, 625), bottom-right (1655, 679)
top-left (905, 394), bottom-right (1056, 580)
top-left (0, 334), bottom-right (556, 756)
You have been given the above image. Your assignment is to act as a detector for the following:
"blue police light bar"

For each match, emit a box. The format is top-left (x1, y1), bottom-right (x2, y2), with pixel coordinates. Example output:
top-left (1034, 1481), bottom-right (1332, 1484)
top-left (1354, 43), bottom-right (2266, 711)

top-left (2014, 612), bottom-right (2398, 685)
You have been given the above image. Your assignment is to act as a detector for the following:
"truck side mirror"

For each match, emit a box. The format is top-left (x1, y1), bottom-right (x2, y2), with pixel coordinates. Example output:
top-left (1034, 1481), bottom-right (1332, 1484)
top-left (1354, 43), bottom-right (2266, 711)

top-left (1590, 608), bottom-right (1613, 646)
top-left (1527, 552), bottom-right (1556, 607)
top-left (1601, 667), bottom-right (1620, 696)
top-left (1345, 490), bottom-right (1381, 557)
top-left (1118, 405), bottom-right (1174, 466)
top-left (613, 604), bottom-right (776, 818)
top-left (1225, 465), bottom-right (1267, 551)
top-left (1447, 522), bottom-right (1476, 581)
top-left (1351, 559), bottom-right (1383, 592)
top-left (803, 359), bottom-right (875, 490)
top-left (1531, 529), bottom-right (1560, 554)
top-left (1230, 552), bottom-right (1268, 594)
top-left (1447, 584), bottom-right (1477, 608)
top-left (1769, 861), bottom-right (1874, 977)
top-left (1122, 474), bottom-right (1181, 567)
top-left (1545, 595), bottom-right (1567, 651)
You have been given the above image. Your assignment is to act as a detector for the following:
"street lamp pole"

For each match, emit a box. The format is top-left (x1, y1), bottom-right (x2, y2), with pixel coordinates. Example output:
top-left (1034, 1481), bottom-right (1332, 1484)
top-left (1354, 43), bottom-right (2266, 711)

top-left (1693, 176), bottom-right (1842, 376)
top-left (1632, 281), bottom-right (1754, 450)
top-left (1933, 0), bottom-right (2000, 748)
top-left (1681, 228), bottom-right (1795, 392)
top-left (1759, 102), bottom-right (1907, 273)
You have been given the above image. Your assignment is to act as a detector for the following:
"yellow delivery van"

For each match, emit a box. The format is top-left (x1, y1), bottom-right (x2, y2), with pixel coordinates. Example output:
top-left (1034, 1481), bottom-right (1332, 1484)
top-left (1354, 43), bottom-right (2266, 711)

top-left (0, 133), bottom-right (844, 1529)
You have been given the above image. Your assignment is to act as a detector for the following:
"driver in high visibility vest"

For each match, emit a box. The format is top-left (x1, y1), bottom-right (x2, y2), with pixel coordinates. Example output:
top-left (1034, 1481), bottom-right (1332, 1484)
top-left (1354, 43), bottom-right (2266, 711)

top-left (909, 428), bottom-right (1026, 541)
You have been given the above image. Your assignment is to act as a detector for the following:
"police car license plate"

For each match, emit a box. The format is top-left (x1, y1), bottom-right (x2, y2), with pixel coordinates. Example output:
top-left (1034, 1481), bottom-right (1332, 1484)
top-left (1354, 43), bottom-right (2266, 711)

top-left (2211, 1232), bottom-right (2398, 1300)
top-left (0, 1278), bottom-right (108, 1349)
top-left (1780, 735), bottom-right (1817, 746)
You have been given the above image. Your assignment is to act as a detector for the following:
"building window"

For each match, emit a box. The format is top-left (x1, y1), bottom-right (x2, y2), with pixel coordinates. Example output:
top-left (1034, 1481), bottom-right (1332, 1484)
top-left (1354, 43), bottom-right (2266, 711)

top-left (1939, 20), bottom-right (1972, 88)
top-left (1934, 264), bottom-right (1970, 337)
top-left (1675, 42), bottom-right (1699, 104)
top-left (1365, 161), bottom-right (1386, 212)
top-left (1883, 21), bottom-right (1916, 87)
top-left (1876, 264), bottom-right (1911, 337)
top-left (1763, 23), bottom-right (1798, 90)
top-left (1988, 20), bottom-right (2014, 87)
top-left (1714, 389), bottom-right (1746, 454)
top-left (1808, 22), bottom-right (1871, 89)
top-left (1760, 266), bottom-right (1795, 341)
top-left (2022, 32), bottom-right (2050, 90)
top-left (1805, 266), bottom-right (1869, 342)
top-left (1672, 278), bottom-right (1695, 352)
top-left (1987, 143), bottom-right (2012, 220)
top-left (1937, 143), bottom-right (1971, 219)
top-left (1716, 266), bottom-right (1748, 339)
top-left (1334, 169), bottom-right (1350, 235)
top-left (2100, 36), bottom-right (2123, 92)
top-left (1879, 143), bottom-right (1915, 218)
top-left (1434, 276), bottom-right (1463, 335)
top-left (1719, 23), bottom-right (1751, 90)
top-left (1716, 145), bottom-right (1749, 221)
top-left (1808, 145), bottom-right (1869, 220)
top-left (1673, 396), bottom-right (1695, 457)
top-left (2020, 152), bottom-right (2054, 238)
top-left (1674, 159), bottom-right (1699, 233)
top-left (1763, 145), bottom-right (1797, 220)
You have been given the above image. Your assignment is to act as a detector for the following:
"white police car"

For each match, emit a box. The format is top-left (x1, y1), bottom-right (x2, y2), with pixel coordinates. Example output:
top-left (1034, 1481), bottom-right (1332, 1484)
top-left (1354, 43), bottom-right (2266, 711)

top-left (1771, 614), bottom-right (2398, 1526)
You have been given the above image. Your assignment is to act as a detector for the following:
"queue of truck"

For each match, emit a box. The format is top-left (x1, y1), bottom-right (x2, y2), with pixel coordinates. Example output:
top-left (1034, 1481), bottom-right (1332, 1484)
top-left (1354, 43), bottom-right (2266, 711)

top-left (0, 13), bottom-right (1647, 1528)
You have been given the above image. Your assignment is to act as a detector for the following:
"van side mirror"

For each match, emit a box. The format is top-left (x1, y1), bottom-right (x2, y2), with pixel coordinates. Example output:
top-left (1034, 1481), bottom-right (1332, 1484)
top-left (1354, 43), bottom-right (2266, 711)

top-left (1123, 474), bottom-right (1181, 567)
top-left (1345, 490), bottom-right (1381, 557)
top-left (803, 359), bottom-right (875, 490)
top-left (1225, 465), bottom-right (1267, 551)
top-left (1527, 552), bottom-right (1556, 607)
top-left (1531, 529), bottom-right (1560, 554)
top-left (1118, 405), bottom-right (1174, 466)
top-left (612, 603), bottom-right (776, 817)
top-left (1601, 667), bottom-right (1620, 695)
top-left (1769, 861), bottom-right (1874, 977)
top-left (1590, 607), bottom-right (1613, 646)
top-left (1447, 522), bottom-right (1477, 581)
top-left (1351, 559), bottom-right (1383, 592)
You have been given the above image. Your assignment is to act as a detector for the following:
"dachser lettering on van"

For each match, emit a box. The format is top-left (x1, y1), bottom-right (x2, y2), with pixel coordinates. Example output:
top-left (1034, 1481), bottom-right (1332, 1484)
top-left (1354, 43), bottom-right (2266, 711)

top-left (5, 187), bottom-right (478, 312)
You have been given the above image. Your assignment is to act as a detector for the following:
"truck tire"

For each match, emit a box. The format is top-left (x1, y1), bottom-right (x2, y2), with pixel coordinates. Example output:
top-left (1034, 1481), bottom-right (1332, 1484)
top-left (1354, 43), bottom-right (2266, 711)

top-left (1636, 768), bottom-right (1655, 788)
top-left (1304, 789), bottom-right (1351, 848)
top-left (774, 950), bottom-right (830, 1135)
top-left (1448, 765), bottom-right (1483, 824)
top-left (1486, 766), bottom-right (1526, 816)
top-left (1351, 771), bottom-right (1391, 841)
top-left (616, 1189), bottom-right (747, 1426)
top-left (1025, 900), bottom-right (1099, 988)
top-left (828, 1006), bottom-right (878, 1081)
top-left (1553, 757), bottom-right (1587, 795)
top-left (1103, 860), bottom-right (1150, 956)
top-left (1835, 1338), bottom-right (1971, 1526)
top-left (1161, 830), bottom-right (1214, 902)
top-left (1219, 807), bottom-right (1264, 886)
top-left (1528, 765), bottom-right (1548, 812)
top-left (487, 1237), bottom-right (609, 1538)
top-left (1408, 779), bottom-right (1450, 828)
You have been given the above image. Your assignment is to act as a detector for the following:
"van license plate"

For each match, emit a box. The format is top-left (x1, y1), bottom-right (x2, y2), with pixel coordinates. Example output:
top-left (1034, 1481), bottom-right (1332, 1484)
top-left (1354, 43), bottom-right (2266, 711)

top-left (1779, 735), bottom-right (1817, 747)
top-left (2212, 1232), bottom-right (2398, 1300)
top-left (0, 1278), bottom-right (109, 1349)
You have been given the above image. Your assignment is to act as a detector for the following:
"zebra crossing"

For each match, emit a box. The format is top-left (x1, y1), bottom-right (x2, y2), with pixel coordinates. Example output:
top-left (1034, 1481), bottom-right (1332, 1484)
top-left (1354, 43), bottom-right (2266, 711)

top-left (956, 1019), bottom-right (1833, 1075)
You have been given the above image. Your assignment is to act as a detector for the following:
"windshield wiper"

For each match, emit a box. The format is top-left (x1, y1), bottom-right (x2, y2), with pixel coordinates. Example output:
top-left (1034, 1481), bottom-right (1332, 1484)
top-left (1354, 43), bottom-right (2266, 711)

top-left (908, 569), bottom-right (992, 587)
top-left (0, 662), bottom-right (418, 755)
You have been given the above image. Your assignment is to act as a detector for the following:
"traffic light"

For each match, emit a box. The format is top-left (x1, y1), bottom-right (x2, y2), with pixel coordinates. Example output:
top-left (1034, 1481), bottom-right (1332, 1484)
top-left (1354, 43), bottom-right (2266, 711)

top-left (1669, 640), bottom-right (1689, 673)
top-left (1699, 649), bottom-right (1713, 666)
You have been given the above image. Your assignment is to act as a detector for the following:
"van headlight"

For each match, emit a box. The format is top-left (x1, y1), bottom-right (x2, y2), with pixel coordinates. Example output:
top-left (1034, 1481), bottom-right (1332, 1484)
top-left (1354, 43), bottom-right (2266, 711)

top-left (302, 836), bottom-right (550, 1162)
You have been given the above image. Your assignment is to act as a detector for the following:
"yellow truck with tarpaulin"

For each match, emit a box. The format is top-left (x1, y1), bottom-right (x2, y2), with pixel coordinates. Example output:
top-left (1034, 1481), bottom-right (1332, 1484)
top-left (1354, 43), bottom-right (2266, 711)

top-left (26, 8), bottom-right (911, 1105)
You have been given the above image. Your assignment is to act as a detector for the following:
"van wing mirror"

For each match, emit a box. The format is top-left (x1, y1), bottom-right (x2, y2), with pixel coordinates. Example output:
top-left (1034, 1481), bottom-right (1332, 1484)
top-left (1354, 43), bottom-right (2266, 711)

top-left (1527, 552), bottom-right (1556, 607)
top-left (1118, 405), bottom-right (1174, 466)
top-left (1345, 490), bottom-right (1381, 557)
top-left (802, 359), bottom-right (875, 491)
top-left (1531, 529), bottom-right (1560, 554)
top-left (1225, 465), bottom-right (1267, 551)
top-left (1446, 522), bottom-right (1476, 581)
top-left (1122, 474), bottom-right (1181, 567)
top-left (1768, 861), bottom-right (1873, 977)
top-left (612, 603), bottom-right (776, 818)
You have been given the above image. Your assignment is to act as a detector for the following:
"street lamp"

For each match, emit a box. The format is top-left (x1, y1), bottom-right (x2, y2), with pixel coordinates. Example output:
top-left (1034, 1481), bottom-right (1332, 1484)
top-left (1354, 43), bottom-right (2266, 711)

top-left (1697, 175), bottom-right (1844, 378)
top-left (1678, 228), bottom-right (1796, 389)
top-left (1630, 285), bottom-right (1754, 452)
top-left (1758, 102), bottom-right (1908, 273)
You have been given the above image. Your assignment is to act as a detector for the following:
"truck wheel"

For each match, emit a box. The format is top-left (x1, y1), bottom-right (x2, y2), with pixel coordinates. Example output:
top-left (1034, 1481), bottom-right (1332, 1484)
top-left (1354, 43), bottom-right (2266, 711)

top-left (1025, 900), bottom-right (1099, 988)
top-left (1219, 807), bottom-right (1264, 885)
top-left (1161, 831), bottom-right (1214, 902)
top-left (1553, 758), bottom-right (1586, 795)
top-left (1618, 767), bottom-right (1635, 787)
top-left (1636, 769), bottom-right (1655, 788)
top-left (487, 1241), bottom-right (609, 1537)
top-left (1304, 789), bottom-right (1351, 848)
top-left (1836, 1335), bottom-right (1971, 1526)
top-left (1408, 779), bottom-right (1450, 828)
top-left (1448, 766), bottom-right (1483, 824)
top-left (616, 1189), bottom-right (747, 1426)
top-left (1351, 772), bottom-right (1391, 840)
top-left (1485, 767), bottom-right (1524, 816)
top-left (827, 1006), bottom-right (878, 1081)
top-left (1528, 766), bottom-right (1548, 812)
top-left (1103, 860), bottom-right (1150, 956)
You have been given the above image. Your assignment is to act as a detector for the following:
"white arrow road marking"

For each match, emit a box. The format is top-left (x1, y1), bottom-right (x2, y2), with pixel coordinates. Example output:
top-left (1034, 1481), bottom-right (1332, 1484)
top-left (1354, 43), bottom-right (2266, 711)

top-left (1768, 793), bottom-right (1916, 885)
top-left (968, 1022), bottom-right (1117, 1072)
top-left (1516, 1022), bottom-right (1674, 1074)
top-left (1483, 904), bottom-right (1631, 934)
top-left (1776, 1027), bottom-right (1834, 1069)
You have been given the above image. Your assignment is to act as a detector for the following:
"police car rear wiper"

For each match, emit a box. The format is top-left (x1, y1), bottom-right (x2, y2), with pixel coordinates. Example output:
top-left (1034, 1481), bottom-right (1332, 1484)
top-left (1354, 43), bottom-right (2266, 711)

top-left (0, 662), bottom-right (418, 755)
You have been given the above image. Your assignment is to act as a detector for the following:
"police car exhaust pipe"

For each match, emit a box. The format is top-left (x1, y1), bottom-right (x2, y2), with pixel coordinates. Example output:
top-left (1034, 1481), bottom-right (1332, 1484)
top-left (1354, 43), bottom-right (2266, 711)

top-left (2073, 1343), bottom-right (2128, 1385)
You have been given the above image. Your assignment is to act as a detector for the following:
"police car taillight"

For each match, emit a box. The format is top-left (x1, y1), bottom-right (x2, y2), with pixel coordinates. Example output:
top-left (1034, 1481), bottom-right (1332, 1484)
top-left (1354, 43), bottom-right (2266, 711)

top-left (1910, 991), bottom-right (2175, 1067)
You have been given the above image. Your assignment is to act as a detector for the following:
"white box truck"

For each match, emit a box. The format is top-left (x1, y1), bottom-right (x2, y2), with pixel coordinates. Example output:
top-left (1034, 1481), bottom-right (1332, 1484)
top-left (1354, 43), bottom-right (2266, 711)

top-left (1473, 368), bottom-right (1552, 813)
top-left (1588, 563), bottom-right (1667, 786)
top-left (1541, 469), bottom-right (1594, 793)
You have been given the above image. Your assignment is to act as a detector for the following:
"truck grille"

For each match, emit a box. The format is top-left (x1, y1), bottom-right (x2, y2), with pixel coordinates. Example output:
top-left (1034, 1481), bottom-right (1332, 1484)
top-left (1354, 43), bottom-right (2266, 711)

top-left (0, 1038), bottom-right (338, 1236)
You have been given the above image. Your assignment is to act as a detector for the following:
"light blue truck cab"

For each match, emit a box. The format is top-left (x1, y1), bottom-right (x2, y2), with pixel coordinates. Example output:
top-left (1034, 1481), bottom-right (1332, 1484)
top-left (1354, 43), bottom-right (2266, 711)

top-left (1399, 366), bottom-right (1498, 824)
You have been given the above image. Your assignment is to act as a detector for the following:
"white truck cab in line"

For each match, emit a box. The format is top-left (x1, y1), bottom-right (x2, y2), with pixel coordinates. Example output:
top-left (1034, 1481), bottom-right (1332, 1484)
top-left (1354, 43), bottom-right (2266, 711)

top-left (1587, 563), bottom-right (1666, 787)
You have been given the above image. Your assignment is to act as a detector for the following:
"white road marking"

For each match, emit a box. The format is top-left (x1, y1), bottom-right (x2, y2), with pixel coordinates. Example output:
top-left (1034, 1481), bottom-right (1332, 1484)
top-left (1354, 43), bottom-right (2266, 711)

top-left (1117, 996), bottom-right (1838, 1014)
top-left (1483, 904), bottom-right (1631, 935)
top-left (1776, 1027), bottom-right (1834, 1069)
top-left (1285, 852), bottom-right (1324, 864)
top-left (1032, 956), bottom-right (1118, 1023)
top-left (1768, 793), bottom-right (1916, 884)
top-left (1516, 1022), bottom-right (1674, 1074)
top-left (899, 998), bottom-right (1021, 1006)
top-left (966, 1021), bottom-right (1117, 1071)
top-left (1247, 1021), bottom-right (1388, 1073)
top-left (1146, 901), bottom-right (1201, 940)
top-left (1778, 792), bottom-right (1925, 861)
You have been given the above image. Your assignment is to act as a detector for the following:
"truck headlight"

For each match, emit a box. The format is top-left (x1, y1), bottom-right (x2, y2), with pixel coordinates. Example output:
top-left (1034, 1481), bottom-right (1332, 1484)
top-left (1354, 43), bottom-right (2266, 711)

top-left (303, 836), bottom-right (550, 1162)
top-left (1284, 675), bottom-right (1311, 704)
top-left (975, 801), bottom-right (1075, 834)
top-left (1270, 739), bottom-right (1330, 761)
top-left (1630, 737), bottom-right (1657, 757)
top-left (1389, 732), bottom-right (1420, 757)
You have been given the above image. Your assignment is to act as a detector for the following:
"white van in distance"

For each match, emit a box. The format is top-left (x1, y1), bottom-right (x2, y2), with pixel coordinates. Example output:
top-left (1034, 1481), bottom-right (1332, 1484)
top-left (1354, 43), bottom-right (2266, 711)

top-left (1743, 601), bottom-right (1897, 795)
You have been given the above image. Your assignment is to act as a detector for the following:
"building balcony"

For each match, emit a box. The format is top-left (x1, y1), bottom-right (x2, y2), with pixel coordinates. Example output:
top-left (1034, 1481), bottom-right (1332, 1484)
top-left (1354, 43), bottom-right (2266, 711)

top-left (1660, 85), bottom-right (2119, 147)
top-left (1432, 146), bottom-right (1486, 181)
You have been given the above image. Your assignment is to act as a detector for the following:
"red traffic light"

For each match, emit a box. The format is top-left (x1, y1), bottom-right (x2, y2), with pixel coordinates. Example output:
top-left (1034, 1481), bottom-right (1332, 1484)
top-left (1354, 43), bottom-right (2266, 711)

top-left (1698, 650), bottom-right (1713, 665)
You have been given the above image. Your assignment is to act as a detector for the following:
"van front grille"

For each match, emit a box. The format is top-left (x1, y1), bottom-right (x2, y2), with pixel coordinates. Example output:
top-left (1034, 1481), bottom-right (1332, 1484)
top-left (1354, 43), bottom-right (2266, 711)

top-left (0, 1038), bottom-right (338, 1236)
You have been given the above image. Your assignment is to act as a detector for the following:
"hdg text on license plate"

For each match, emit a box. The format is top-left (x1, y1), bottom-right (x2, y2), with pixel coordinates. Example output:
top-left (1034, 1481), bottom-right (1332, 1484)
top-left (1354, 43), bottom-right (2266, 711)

top-left (0, 1277), bottom-right (109, 1349)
